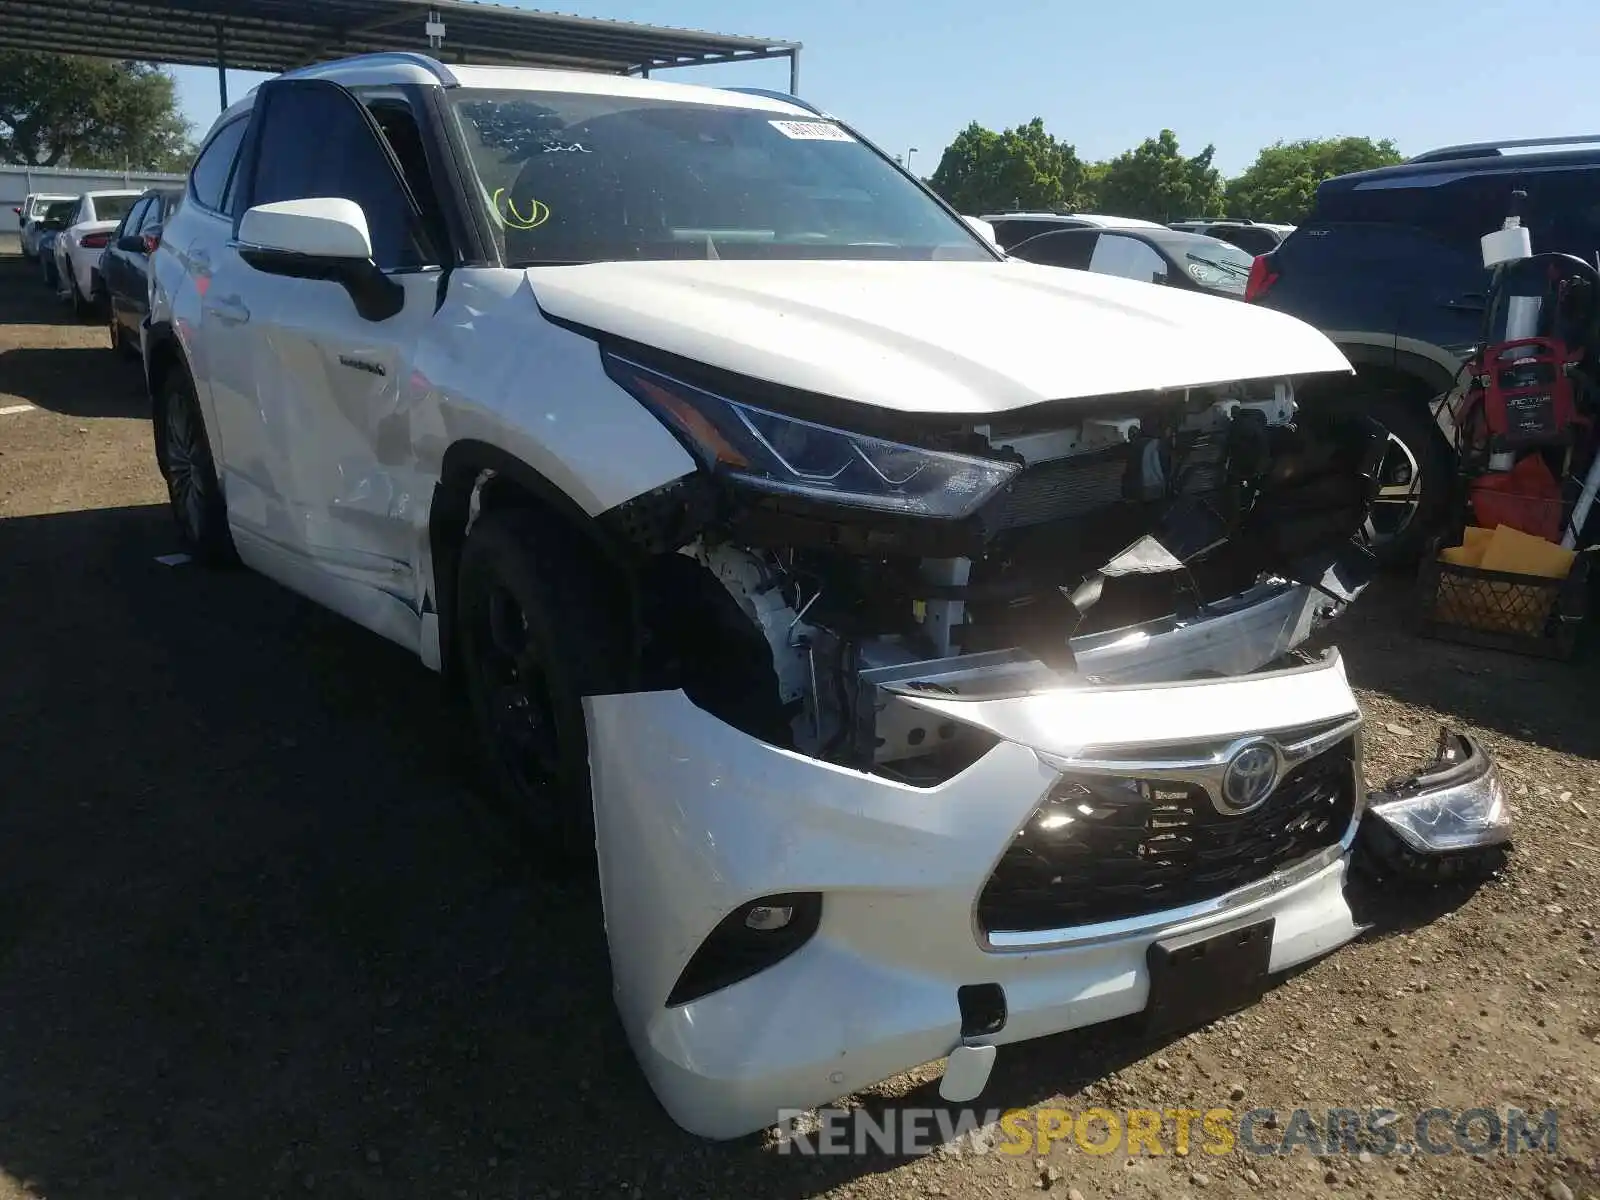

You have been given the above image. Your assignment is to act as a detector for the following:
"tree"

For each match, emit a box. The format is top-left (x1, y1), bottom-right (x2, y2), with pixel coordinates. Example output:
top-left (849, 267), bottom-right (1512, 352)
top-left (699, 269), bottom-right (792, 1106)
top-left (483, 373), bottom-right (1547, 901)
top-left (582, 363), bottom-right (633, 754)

top-left (0, 52), bottom-right (192, 170)
top-left (1224, 136), bottom-right (1403, 223)
top-left (928, 118), bottom-right (1089, 214)
top-left (1095, 130), bottom-right (1225, 223)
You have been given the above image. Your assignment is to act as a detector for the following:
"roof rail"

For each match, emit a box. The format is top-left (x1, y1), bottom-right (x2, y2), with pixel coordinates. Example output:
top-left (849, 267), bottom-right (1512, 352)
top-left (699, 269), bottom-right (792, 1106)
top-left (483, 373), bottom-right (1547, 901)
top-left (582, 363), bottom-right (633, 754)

top-left (1174, 216), bottom-right (1254, 225)
top-left (1407, 134), bottom-right (1600, 163)
top-left (722, 86), bottom-right (821, 114)
top-left (282, 52), bottom-right (459, 87)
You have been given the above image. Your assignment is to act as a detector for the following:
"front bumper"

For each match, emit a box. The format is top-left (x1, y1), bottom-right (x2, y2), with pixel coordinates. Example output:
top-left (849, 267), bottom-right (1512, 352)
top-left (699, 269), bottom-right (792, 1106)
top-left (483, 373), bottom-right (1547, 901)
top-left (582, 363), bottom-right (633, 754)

top-left (587, 604), bottom-right (1502, 1141)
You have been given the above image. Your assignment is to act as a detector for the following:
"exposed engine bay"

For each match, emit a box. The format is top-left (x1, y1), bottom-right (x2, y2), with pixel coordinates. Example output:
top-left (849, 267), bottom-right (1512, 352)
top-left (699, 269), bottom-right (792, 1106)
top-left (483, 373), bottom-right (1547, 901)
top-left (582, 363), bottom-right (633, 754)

top-left (621, 369), bottom-right (1386, 784)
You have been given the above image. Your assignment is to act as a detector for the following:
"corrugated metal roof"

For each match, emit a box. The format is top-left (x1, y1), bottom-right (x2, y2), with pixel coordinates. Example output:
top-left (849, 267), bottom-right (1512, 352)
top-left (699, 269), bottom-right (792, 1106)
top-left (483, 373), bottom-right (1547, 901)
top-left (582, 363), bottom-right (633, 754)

top-left (0, 0), bottom-right (799, 75)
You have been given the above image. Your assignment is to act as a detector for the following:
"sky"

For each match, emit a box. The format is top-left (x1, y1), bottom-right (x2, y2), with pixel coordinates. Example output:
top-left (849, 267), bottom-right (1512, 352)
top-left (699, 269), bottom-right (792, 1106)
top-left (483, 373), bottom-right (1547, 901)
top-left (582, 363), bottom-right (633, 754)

top-left (171, 0), bottom-right (1600, 180)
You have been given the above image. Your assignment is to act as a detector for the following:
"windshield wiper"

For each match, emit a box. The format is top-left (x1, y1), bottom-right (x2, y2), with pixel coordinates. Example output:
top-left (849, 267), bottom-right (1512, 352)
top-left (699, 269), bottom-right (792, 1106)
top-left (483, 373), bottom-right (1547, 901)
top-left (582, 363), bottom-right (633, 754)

top-left (1185, 252), bottom-right (1250, 279)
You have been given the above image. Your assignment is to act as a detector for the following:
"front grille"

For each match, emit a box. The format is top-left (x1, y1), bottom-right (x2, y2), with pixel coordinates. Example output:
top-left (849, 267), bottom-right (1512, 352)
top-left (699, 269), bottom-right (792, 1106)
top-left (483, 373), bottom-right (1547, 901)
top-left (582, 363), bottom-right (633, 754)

top-left (983, 453), bottom-right (1127, 531)
top-left (977, 737), bottom-right (1356, 935)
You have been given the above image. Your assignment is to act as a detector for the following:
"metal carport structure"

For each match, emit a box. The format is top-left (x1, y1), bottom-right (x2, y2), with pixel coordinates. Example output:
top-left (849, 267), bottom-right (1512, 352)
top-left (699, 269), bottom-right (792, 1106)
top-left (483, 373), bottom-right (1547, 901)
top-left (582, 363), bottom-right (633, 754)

top-left (0, 0), bottom-right (801, 107)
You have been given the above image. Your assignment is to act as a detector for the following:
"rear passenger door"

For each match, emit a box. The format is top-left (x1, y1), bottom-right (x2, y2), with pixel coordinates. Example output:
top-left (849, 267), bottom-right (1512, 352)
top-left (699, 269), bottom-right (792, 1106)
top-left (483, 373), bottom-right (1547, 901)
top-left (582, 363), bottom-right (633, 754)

top-left (205, 78), bottom-right (446, 630)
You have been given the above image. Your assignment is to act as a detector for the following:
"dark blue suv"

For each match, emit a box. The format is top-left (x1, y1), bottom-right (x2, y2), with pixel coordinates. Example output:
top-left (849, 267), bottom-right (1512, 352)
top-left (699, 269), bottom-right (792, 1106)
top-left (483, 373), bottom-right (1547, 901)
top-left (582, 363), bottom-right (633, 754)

top-left (1246, 136), bottom-right (1600, 562)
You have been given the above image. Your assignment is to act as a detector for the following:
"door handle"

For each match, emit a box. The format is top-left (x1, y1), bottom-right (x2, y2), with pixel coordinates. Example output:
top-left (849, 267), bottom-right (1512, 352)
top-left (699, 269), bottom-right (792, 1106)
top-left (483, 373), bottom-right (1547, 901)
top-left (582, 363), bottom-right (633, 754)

top-left (208, 294), bottom-right (250, 325)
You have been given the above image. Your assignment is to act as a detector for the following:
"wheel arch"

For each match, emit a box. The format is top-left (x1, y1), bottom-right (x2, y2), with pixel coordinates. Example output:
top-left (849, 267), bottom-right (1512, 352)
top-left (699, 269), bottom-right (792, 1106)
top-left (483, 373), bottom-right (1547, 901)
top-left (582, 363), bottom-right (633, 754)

top-left (428, 439), bottom-right (645, 690)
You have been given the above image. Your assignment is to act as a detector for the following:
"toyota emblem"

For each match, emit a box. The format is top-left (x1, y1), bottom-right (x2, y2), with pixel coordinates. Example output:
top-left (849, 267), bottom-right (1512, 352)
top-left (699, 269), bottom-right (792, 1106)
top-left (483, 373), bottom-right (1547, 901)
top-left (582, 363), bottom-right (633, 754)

top-left (1219, 741), bottom-right (1280, 815)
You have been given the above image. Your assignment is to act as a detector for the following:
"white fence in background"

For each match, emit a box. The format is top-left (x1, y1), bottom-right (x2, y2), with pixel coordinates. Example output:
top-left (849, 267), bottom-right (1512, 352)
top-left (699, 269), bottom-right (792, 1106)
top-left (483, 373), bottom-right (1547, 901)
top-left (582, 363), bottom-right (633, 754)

top-left (2, 165), bottom-right (186, 233)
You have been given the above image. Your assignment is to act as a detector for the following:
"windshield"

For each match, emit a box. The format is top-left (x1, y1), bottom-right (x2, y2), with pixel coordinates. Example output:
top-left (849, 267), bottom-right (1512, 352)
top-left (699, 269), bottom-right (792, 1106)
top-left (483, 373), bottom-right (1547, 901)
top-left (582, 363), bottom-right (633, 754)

top-left (92, 194), bottom-right (139, 223)
top-left (1176, 236), bottom-right (1253, 294)
top-left (449, 89), bottom-right (991, 266)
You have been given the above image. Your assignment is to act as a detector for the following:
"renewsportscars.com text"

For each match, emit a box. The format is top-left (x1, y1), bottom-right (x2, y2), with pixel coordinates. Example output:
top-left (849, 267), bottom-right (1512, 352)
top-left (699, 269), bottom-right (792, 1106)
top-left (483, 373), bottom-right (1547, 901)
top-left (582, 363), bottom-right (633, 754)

top-left (775, 1106), bottom-right (1560, 1158)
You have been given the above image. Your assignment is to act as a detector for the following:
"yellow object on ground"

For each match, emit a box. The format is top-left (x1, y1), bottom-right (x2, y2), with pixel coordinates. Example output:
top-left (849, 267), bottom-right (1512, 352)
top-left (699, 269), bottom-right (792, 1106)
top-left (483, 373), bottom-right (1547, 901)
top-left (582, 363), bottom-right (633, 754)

top-left (1433, 525), bottom-right (1574, 637)
top-left (1438, 525), bottom-right (1493, 568)
top-left (1478, 524), bottom-right (1576, 580)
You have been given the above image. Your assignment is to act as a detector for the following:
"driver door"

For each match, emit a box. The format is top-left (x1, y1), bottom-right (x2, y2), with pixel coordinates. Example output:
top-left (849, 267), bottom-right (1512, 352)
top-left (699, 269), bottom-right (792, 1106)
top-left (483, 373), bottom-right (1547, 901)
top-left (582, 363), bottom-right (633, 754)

top-left (204, 78), bottom-right (447, 641)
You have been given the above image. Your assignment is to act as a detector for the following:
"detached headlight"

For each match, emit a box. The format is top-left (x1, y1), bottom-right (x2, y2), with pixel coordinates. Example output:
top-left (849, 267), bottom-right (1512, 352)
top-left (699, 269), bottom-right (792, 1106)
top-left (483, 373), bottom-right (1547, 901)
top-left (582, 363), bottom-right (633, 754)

top-left (1366, 731), bottom-right (1510, 854)
top-left (604, 352), bottom-right (1019, 519)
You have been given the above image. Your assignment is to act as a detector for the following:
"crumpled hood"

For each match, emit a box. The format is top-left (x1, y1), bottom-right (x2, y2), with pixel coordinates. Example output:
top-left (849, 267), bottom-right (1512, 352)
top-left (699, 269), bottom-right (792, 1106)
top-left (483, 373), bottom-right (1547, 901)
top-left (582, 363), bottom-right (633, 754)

top-left (527, 259), bottom-right (1352, 416)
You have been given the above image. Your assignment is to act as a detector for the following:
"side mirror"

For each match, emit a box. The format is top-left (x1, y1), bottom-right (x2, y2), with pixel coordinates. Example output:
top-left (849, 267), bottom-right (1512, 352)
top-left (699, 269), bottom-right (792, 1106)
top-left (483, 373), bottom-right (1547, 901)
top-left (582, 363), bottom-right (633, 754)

top-left (117, 233), bottom-right (144, 254)
top-left (962, 215), bottom-right (999, 247)
top-left (237, 198), bottom-right (403, 321)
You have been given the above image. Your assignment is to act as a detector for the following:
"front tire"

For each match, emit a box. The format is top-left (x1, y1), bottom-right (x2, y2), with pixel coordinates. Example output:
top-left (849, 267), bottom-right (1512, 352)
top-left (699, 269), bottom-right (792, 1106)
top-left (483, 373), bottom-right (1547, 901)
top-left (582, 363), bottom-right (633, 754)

top-left (455, 509), bottom-right (629, 865)
top-left (158, 369), bottom-right (235, 565)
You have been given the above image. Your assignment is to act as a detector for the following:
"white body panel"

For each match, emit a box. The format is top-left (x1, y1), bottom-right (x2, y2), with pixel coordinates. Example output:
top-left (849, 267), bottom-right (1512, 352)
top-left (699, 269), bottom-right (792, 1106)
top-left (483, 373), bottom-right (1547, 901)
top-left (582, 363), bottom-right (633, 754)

top-left (529, 260), bottom-right (1352, 415)
top-left (55, 218), bottom-right (117, 300)
top-left (587, 654), bottom-right (1366, 1139)
top-left (53, 192), bottom-right (141, 299)
top-left (142, 57), bottom-right (1452, 1147)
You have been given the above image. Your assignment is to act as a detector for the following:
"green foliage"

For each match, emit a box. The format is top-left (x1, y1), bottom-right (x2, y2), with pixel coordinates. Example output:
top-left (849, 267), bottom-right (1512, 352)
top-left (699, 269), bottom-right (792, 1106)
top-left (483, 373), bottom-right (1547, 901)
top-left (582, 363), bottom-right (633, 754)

top-left (930, 120), bottom-right (1405, 226)
top-left (1224, 136), bottom-right (1404, 223)
top-left (0, 52), bottom-right (193, 170)
top-left (928, 118), bottom-right (1090, 214)
top-left (1094, 130), bottom-right (1225, 223)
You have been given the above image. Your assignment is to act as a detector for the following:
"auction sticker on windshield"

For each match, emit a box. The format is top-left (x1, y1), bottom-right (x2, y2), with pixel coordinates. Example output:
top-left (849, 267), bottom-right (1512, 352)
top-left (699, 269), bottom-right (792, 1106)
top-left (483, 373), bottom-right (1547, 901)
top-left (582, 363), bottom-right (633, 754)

top-left (769, 120), bottom-right (855, 142)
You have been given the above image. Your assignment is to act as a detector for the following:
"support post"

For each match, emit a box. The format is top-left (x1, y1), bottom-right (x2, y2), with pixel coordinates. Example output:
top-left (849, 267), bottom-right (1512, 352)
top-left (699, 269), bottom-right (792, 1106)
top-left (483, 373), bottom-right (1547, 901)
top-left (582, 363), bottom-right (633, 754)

top-left (216, 23), bottom-right (229, 109)
top-left (788, 48), bottom-right (800, 95)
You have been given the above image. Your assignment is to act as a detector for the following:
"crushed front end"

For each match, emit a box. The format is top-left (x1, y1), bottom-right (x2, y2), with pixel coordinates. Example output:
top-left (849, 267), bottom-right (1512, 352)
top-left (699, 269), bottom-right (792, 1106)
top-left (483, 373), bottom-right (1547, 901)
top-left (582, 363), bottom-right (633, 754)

top-left (583, 352), bottom-right (1509, 1139)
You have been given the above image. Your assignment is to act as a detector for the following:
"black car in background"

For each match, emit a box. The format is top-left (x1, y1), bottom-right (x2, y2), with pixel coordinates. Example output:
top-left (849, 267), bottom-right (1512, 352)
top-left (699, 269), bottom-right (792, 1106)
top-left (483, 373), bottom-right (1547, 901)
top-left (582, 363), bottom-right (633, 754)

top-left (1009, 226), bottom-right (1255, 299)
top-left (1246, 136), bottom-right (1600, 562)
top-left (101, 187), bottom-right (184, 359)
top-left (1168, 218), bottom-right (1294, 256)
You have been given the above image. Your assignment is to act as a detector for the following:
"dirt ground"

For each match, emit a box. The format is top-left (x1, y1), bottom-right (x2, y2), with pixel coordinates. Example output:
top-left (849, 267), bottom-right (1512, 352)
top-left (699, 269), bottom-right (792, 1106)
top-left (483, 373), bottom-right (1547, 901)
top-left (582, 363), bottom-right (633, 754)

top-left (0, 243), bottom-right (1596, 1200)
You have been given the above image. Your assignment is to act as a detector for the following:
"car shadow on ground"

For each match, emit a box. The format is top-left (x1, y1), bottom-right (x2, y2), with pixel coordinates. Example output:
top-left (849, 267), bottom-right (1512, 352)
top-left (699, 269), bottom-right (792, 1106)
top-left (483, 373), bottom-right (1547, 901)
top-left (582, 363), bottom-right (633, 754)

top-left (0, 249), bottom-right (92, 328)
top-left (1312, 576), bottom-right (1600, 762)
top-left (0, 503), bottom-right (1507, 1197)
top-left (0, 346), bottom-right (147, 418)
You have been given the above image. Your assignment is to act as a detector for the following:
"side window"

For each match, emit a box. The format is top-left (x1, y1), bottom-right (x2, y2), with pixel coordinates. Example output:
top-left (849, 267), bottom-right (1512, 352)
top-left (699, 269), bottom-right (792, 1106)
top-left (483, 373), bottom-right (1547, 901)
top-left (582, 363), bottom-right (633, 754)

top-left (245, 83), bottom-right (433, 271)
top-left (118, 198), bottom-right (152, 238)
top-left (1091, 234), bottom-right (1169, 284)
top-left (1522, 168), bottom-right (1600, 257)
top-left (134, 198), bottom-right (165, 234)
top-left (190, 117), bottom-right (249, 212)
top-left (1013, 230), bottom-right (1097, 269)
top-left (1216, 227), bottom-right (1276, 256)
top-left (993, 219), bottom-right (1058, 249)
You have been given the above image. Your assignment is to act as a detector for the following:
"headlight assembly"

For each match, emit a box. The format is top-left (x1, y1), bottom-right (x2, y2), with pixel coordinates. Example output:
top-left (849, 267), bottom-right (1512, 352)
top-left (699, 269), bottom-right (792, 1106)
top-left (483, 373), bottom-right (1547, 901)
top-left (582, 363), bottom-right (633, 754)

top-left (604, 352), bottom-right (1019, 519)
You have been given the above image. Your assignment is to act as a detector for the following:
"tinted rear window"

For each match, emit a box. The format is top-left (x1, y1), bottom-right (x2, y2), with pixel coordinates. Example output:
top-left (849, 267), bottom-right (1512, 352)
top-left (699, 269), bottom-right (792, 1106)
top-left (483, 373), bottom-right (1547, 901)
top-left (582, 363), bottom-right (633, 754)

top-left (93, 194), bottom-right (139, 223)
top-left (1312, 172), bottom-right (1511, 250)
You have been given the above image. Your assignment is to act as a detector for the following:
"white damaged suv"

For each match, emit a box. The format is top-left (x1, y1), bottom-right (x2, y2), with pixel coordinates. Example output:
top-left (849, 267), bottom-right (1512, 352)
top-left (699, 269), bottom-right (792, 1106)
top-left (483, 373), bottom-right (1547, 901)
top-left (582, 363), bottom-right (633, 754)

top-left (144, 53), bottom-right (1510, 1139)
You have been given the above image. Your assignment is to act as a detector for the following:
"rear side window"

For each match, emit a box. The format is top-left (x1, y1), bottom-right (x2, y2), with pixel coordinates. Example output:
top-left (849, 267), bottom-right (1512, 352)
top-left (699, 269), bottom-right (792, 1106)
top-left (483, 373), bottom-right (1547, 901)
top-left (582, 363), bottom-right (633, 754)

top-left (1011, 229), bottom-right (1097, 269)
top-left (992, 219), bottom-right (1077, 249)
top-left (1521, 168), bottom-right (1600, 256)
top-left (1090, 233), bottom-right (1170, 284)
top-left (1212, 226), bottom-right (1279, 255)
top-left (190, 117), bottom-right (248, 212)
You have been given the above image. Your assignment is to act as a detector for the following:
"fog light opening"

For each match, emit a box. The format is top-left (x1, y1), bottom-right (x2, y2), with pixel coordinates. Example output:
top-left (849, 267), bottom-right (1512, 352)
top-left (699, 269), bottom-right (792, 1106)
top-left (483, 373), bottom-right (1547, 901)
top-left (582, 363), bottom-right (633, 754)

top-left (665, 893), bottom-right (823, 1007)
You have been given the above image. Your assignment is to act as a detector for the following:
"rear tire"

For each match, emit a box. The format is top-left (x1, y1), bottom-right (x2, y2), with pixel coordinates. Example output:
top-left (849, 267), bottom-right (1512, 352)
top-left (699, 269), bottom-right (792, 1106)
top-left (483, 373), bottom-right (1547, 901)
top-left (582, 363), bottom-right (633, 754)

top-left (70, 270), bottom-right (96, 320)
top-left (108, 308), bottom-right (138, 359)
top-left (158, 369), bottom-right (236, 566)
top-left (455, 509), bottom-right (630, 867)
top-left (1362, 392), bottom-right (1455, 568)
